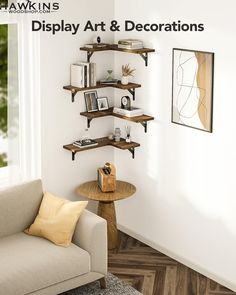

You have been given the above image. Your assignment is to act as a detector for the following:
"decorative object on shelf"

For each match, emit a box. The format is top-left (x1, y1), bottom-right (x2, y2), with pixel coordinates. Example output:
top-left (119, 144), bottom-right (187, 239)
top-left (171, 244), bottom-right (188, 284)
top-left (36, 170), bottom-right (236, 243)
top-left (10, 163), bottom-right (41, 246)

top-left (113, 106), bottom-right (143, 117)
top-left (84, 90), bottom-right (98, 112)
top-left (121, 64), bottom-right (135, 85)
top-left (121, 77), bottom-right (128, 86)
top-left (172, 48), bottom-right (214, 132)
top-left (125, 125), bottom-right (131, 143)
top-left (114, 128), bottom-right (121, 142)
top-left (93, 36), bottom-right (101, 43)
top-left (85, 36), bottom-right (110, 49)
top-left (107, 70), bottom-right (113, 81)
top-left (97, 162), bottom-right (116, 192)
top-left (118, 39), bottom-right (144, 50)
top-left (108, 133), bottom-right (114, 140)
top-left (121, 95), bottom-right (131, 110)
top-left (97, 97), bottom-right (109, 111)
top-left (81, 128), bottom-right (91, 141)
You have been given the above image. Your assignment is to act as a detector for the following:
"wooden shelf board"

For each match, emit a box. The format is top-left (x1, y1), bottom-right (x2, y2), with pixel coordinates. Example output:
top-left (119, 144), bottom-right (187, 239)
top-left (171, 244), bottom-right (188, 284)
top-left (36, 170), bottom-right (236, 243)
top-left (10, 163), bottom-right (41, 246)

top-left (80, 44), bottom-right (155, 54)
top-left (80, 108), bottom-right (154, 123)
top-left (63, 137), bottom-right (140, 154)
top-left (113, 112), bottom-right (154, 123)
top-left (113, 82), bottom-right (141, 90)
top-left (63, 82), bottom-right (141, 93)
top-left (110, 44), bottom-right (155, 54)
top-left (80, 46), bottom-right (112, 52)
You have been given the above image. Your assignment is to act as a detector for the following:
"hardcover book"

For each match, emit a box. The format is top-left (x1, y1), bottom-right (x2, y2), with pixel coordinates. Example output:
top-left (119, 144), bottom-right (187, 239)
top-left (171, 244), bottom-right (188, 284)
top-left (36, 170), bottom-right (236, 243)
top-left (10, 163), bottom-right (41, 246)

top-left (100, 79), bottom-right (119, 85)
top-left (70, 64), bottom-right (84, 88)
top-left (77, 62), bottom-right (90, 87)
top-left (118, 44), bottom-right (144, 49)
top-left (73, 139), bottom-right (98, 148)
top-left (113, 107), bottom-right (144, 117)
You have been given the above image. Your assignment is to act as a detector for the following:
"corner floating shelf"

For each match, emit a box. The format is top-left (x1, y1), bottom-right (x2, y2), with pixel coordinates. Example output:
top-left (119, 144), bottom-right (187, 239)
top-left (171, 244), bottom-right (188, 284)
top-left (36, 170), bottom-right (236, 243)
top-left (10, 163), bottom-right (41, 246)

top-left (63, 82), bottom-right (141, 102)
top-left (80, 44), bottom-right (155, 66)
top-left (63, 137), bottom-right (140, 160)
top-left (80, 108), bottom-right (154, 133)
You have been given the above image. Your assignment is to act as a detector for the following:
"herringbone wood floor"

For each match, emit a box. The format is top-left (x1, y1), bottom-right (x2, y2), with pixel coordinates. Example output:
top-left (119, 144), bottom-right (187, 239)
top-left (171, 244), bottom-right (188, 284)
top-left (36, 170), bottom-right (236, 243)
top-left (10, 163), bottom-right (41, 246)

top-left (108, 231), bottom-right (236, 295)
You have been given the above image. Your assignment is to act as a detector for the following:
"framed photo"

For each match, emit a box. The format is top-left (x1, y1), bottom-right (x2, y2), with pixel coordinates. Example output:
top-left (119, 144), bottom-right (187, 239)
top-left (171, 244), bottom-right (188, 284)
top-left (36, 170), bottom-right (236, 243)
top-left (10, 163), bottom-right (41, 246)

top-left (84, 91), bottom-right (98, 112)
top-left (172, 48), bottom-right (214, 132)
top-left (97, 97), bottom-right (109, 111)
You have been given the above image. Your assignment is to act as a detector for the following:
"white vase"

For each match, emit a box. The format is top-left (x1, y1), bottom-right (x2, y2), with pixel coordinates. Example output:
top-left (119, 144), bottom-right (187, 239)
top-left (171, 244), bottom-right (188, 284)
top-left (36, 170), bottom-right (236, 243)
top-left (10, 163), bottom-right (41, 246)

top-left (121, 76), bottom-right (129, 85)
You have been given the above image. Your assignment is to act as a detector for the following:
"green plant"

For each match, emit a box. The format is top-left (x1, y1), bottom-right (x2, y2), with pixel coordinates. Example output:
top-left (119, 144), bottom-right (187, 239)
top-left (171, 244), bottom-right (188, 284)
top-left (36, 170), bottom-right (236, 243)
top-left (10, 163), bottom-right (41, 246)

top-left (122, 64), bottom-right (135, 77)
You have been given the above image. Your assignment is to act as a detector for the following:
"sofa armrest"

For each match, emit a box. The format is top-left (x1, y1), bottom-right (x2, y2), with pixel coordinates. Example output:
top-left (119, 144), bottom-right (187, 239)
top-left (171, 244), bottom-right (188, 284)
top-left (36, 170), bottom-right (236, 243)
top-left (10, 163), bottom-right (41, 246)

top-left (72, 209), bottom-right (107, 276)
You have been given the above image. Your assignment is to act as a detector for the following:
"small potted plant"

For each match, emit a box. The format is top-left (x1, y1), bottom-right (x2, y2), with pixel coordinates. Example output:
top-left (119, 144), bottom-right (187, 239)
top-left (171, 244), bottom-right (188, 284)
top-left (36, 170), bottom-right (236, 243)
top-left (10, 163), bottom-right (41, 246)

top-left (121, 64), bottom-right (135, 85)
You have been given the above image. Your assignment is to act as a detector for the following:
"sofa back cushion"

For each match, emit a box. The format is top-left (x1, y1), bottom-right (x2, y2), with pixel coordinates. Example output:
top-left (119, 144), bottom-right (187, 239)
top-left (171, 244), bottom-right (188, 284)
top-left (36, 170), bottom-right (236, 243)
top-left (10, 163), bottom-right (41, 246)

top-left (0, 179), bottom-right (43, 239)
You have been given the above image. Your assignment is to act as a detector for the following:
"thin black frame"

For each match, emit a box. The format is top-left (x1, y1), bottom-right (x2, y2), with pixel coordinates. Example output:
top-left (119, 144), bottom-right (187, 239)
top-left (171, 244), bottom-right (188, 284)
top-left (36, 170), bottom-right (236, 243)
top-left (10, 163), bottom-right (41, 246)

top-left (84, 90), bottom-right (98, 112)
top-left (171, 48), bottom-right (214, 133)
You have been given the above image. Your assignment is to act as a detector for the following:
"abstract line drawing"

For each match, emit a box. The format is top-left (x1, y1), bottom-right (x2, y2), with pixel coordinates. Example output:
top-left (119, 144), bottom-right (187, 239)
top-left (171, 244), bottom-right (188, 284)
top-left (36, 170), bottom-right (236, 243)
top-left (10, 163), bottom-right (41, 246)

top-left (172, 48), bottom-right (214, 132)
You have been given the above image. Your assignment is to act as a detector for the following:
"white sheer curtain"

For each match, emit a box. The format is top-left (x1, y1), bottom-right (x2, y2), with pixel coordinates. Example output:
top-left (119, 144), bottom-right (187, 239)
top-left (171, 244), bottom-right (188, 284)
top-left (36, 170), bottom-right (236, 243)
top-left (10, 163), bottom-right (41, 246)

top-left (1, 13), bottom-right (41, 187)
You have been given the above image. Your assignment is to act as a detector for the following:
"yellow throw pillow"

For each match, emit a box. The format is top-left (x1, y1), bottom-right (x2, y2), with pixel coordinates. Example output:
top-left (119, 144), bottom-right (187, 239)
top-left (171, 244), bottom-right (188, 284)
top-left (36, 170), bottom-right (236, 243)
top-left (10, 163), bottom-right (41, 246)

top-left (25, 192), bottom-right (88, 247)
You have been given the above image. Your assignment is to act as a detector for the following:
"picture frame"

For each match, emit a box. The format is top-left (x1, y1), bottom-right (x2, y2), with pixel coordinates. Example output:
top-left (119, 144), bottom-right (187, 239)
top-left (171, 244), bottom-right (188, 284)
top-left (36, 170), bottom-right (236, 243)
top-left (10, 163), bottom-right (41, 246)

top-left (172, 48), bottom-right (214, 133)
top-left (97, 97), bottom-right (109, 111)
top-left (84, 91), bottom-right (98, 112)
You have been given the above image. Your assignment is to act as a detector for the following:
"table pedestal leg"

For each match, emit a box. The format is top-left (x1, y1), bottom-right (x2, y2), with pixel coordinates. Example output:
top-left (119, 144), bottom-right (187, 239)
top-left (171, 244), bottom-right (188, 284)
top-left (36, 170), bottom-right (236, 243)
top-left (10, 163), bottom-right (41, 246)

top-left (97, 201), bottom-right (117, 249)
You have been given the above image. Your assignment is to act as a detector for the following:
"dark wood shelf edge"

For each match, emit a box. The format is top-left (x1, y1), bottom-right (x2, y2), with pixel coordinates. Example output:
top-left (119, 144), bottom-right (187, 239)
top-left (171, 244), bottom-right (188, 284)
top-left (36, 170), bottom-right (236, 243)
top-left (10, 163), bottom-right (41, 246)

top-left (63, 82), bottom-right (141, 92)
top-left (63, 137), bottom-right (140, 160)
top-left (80, 108), bottom-right (154, 132)
top-left (81, 108), bottom-right (154, 121)
top-left (80, 44), bottom-right (155, 66)
top-left (63, 82), bottom-right (141, 102)
top-left (80, 45), bottom-right (155, 54)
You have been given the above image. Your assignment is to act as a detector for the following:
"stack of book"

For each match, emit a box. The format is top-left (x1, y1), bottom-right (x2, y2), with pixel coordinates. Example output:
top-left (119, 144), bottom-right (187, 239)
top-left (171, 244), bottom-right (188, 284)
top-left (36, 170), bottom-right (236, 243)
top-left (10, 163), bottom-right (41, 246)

top-left (100, 79), bottom-right (119, 85)
top-left (113, 106), bottom-right (144, 117)
top-left (73, 139), bottom-right (98, 148)
top-left (70, 62), bottom-right (96, 88)
top-left (118, 39), bottom-right (143, 50)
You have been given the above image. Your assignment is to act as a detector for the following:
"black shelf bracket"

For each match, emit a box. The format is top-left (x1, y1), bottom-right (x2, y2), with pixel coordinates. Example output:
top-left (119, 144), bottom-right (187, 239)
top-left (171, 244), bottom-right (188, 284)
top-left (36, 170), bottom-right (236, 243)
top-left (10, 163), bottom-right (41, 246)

top-left (72, 151), bottom-right (76, 161)
top-left (127, 88), bottom-right (136, 101)
top-left (71, 91), bottom-right (77, 103)
top-left (87, 118), bottom-right (93, 128)
top-left (139, 52), bottom-right (148, 66)
top-left (128, 147), bottom-right (135, 159)
top-left (140, 121), bottom-right (148, 133)
top-left (87, 51), bottom-right (94, 62)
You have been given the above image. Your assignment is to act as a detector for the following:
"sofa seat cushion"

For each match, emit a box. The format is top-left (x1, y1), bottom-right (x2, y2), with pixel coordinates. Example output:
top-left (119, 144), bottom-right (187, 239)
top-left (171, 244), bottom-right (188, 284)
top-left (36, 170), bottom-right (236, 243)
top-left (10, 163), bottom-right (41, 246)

top-left (0, 233), bottom-right (90, 295)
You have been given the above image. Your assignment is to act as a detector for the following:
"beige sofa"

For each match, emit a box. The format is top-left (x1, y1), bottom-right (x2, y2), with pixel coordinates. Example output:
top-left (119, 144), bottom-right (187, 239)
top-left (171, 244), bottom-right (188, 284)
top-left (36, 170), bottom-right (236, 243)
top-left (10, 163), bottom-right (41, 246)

top-left (0, 179), bottom-right (107, 295)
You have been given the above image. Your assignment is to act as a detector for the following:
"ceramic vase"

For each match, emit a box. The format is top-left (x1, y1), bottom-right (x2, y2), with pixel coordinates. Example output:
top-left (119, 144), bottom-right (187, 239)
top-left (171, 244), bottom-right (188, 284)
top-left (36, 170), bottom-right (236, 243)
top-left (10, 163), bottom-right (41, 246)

top-left (121, 76), bottom-right (129, 85)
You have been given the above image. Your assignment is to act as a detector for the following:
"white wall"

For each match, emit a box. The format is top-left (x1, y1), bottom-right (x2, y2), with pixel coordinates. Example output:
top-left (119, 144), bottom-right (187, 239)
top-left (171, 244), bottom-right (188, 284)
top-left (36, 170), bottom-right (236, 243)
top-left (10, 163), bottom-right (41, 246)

top-left (40, 0), bottom-right (115, 211)
top-left (114, 0), bottom-right (236, 291)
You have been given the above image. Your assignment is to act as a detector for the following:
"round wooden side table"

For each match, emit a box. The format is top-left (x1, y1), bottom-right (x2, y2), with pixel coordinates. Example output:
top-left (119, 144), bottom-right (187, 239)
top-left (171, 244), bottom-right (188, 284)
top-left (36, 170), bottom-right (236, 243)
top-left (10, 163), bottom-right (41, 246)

top-left (76, 180), bottom-right (136, 249)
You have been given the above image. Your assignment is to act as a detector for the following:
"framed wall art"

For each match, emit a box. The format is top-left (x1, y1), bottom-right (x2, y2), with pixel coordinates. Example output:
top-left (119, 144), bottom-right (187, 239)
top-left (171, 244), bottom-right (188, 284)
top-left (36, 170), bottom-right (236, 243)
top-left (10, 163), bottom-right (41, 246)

top-left (172, 48), bottom-right (214, 132)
